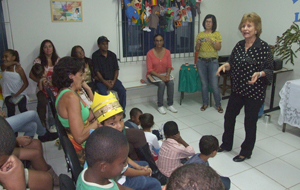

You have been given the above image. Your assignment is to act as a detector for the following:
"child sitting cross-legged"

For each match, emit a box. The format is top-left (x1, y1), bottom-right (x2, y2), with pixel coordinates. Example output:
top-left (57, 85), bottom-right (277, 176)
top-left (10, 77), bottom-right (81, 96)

top-left (156, 121), bottom-right (195, 177)
top-left (185, 135), bottom-right (231, 190)
top-left (76, 126), bottom-right (133, 190)
top-left (124, 108), bottom-right (143, 129)
top-left (139, 113), bottom-right (162, 160)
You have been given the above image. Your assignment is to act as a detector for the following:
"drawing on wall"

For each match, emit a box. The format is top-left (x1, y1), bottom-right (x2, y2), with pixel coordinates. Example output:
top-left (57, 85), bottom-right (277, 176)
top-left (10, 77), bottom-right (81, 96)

top-left (51, 1), bottom-right (82, 22)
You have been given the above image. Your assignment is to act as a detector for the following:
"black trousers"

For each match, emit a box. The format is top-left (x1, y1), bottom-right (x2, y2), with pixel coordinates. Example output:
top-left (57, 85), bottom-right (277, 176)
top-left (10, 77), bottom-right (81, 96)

top-left (4, 95), bottom-right (27, 117)
top-left (221, 93), bottom-right (263, 157)
top-left (36, 90), bottom-right (47, 128)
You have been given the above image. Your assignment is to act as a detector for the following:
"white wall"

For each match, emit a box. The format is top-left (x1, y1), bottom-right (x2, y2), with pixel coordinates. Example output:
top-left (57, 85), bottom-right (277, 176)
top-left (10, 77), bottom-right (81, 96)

top-left (3, 0), bottom-right (300, 106)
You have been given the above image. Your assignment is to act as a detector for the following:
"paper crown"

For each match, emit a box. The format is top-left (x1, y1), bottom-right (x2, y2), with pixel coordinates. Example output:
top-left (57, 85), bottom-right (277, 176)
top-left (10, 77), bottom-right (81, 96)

top-left (90, 92), bottom-right (123, 123)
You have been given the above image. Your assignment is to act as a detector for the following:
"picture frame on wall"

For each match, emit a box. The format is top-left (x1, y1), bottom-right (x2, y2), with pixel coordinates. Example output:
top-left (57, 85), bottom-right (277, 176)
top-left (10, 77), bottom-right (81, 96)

top-left (51, 1), bottom-right (82, 22)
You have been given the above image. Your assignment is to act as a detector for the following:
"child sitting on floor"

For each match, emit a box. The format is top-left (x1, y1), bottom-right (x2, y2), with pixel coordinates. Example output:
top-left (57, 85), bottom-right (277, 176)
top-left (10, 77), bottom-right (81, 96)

top-left (162, 163), bottom-right (224, 190)
top-left (139, 113), bottom-right (162, 160)
top-left (124, 108), bottom-right (143, 129)
top-left (76, 126), bottom-right (132, 190)
top-left (156, 121), bottom-right (195, 177)
top-left (185, 135), bottom-right (231, 190)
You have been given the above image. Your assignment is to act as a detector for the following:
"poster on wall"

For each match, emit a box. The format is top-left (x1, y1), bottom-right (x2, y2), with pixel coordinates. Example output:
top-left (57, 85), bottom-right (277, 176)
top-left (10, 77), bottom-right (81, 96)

top-left (51, 1), bottom-right (82, 22)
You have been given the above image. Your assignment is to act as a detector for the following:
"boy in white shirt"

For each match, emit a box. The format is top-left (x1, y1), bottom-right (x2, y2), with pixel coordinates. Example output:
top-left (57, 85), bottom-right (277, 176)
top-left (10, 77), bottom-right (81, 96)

top-left (140, 113), bottom-right (162, 160)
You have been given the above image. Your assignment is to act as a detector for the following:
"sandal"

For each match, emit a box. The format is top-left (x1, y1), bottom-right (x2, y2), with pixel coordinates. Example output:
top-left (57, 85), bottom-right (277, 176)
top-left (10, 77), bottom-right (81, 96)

top-left (217, 106), bottom-right (223, 113)
top-left (200, 105), bottom-right (208, 111)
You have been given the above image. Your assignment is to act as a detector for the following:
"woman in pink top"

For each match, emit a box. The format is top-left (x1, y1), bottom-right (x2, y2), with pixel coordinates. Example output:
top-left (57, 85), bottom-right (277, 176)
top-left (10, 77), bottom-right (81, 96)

top-left (146, 34), bottom-right (177, 115)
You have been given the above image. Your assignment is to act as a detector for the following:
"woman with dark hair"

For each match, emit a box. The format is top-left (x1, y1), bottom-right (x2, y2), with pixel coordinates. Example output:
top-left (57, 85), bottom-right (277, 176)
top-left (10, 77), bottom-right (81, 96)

top-left (195, 14), bottom-right (223, 113)
top-left (217, 12), bottom-right (273, 162)
top-left (52, 56), bottom-right (98, 165)
top-left (29, 39), bottom-right (59, 128)
top-left (146, 34), bottom-right (177, 115)
top-left (71, 45), bottom-right (97, 93)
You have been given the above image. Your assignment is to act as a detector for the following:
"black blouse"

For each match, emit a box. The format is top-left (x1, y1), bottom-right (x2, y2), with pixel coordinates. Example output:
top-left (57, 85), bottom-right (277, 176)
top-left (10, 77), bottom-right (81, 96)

top-left (228, 38), bottom-right (273, 101)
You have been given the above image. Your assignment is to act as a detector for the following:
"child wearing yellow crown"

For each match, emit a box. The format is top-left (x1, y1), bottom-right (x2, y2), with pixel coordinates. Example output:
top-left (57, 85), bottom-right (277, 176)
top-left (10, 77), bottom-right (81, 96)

top-left (91, 92), bottom-right (164, 189)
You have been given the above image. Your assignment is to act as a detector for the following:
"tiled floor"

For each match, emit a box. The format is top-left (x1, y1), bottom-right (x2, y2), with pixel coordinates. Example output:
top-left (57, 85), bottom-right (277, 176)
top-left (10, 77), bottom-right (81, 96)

top-left (43, 93), bottom-right (300, 189)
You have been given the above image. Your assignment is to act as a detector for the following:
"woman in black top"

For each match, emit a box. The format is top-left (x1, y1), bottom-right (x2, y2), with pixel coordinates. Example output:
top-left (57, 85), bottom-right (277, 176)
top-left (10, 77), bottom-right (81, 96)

top-left (216, 12), bottom-right (273, 162)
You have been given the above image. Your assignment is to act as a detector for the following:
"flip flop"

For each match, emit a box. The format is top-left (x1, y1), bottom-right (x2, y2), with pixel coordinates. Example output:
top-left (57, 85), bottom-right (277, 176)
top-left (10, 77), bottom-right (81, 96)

top-left (200, 105), bottom-right (208, 111)
top-left (217, 106), bottom-right (223, 113)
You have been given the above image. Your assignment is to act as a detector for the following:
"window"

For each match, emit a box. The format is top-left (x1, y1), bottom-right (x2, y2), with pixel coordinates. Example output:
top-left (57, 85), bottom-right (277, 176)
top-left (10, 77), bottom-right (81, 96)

top-left (0, 0), bottom-right (8, 65)
top-left (120, 5), bottom-right (197, 61)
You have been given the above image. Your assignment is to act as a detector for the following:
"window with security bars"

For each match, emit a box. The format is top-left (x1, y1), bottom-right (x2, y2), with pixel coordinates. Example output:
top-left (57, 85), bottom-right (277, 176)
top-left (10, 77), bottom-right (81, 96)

top-left (0, 0), bottom-right (8, 65)
top-left (121, 4), bottom-right (196, 60)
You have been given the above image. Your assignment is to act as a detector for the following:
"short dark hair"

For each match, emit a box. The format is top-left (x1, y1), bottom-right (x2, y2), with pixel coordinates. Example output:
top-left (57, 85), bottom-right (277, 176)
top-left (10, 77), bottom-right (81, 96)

top-left (38, 39), bottom-right (59, 68)
top-left (163, 121), bottom-right (179, 137)
top-left (154, 34), bottom-right (164, 41)
top-left (166, 163), bottom-right (224, 190)
top-left (0, 117), bottom-right (16, 157)
top-left (202, 14), bottom-right (217, 33)
top-left (52, 56), bottom-right (85, 90)
top-left (85, 126), bottom-right (128, 167)
top-left (31, 64), bottom-right (45, 79)
top-left (129, 108), bottom-right (143, 118)
top-left (5, 49), bottom-right (20, 62)
top-left (139, 113), bottom-right (154, 129)
top-left (199, 135), bottom-right (219, 156)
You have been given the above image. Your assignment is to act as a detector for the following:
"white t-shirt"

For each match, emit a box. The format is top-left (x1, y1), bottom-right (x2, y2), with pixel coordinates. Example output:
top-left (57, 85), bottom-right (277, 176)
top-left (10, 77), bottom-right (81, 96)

top-left (144, 131), bottom-right (162, 155)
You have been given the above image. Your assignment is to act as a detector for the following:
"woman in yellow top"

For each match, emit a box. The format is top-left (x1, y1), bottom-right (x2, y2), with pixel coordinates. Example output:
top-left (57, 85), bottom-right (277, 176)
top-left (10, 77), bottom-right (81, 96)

top-left (195, 14), bottom-right (223, 113)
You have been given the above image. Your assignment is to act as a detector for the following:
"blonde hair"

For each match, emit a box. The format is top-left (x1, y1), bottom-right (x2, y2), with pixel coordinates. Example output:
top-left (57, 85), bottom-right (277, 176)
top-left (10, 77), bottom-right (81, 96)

top-left (238, 12), bottom-right (262, 37)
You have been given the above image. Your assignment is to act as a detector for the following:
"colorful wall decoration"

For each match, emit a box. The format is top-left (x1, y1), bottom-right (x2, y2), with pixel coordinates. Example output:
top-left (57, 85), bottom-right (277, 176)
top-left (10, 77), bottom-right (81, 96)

top-left (51, 1), bottom-right (82, 22)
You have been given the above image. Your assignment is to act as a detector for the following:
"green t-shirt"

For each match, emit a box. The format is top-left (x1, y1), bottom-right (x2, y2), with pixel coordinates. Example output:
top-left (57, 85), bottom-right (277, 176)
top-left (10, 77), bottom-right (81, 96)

top-left (76, 168), bottom-right (119, 190)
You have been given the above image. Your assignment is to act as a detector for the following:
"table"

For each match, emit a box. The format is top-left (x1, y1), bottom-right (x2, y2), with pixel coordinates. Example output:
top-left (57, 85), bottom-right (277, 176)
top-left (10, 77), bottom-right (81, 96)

top-left (264, 67), bottom-right (293, 113)
top-left (278, 79), bottom-right (300, 132)
top-left (178, 64), bottom-right (212, 105)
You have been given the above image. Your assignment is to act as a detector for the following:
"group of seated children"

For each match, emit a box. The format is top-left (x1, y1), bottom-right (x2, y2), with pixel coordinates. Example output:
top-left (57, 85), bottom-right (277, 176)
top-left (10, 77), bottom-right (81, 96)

top-left (75, 104), bottom-right (231, 190)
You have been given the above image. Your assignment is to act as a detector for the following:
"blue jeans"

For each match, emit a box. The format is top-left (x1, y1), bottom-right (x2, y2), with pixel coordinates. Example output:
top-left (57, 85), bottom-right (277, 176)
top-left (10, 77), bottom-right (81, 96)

top-left (95, 79), bottom-right (126, 110)
top-left (196, 58), bottom-right (221, 107)
top-left (123, 161), bottom-right (161, 190)
top-left (148, 79), bottom-right (174, 107)
top-left (6, 110), bottom-right (46, 137)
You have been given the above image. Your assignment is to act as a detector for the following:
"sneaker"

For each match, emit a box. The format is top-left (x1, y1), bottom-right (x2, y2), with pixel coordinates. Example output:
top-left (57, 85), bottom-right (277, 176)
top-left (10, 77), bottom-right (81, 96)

top-left (157, 106), bottom-right (167, 115)
top-left (167, 105), bottom-right (178, 113)
top-left (48, 125), bottom-right (57, 133)
top-left (38, 130), bottom-right (58, 142)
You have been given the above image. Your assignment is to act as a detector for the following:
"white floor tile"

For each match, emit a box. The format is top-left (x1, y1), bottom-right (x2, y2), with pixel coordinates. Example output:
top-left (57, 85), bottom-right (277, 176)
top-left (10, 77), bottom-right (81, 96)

top-left (280, 150), bottom-right (300, 170)
top-left (230, 168), bottom-right (285, 190)
top-left (273, 132), bottom-right (300, 149)
top-left (255, 137), bottom-right (297, 157)
top-left (256, 158), bottom-right (300, 188)
top-left (244, 147), bottom-right (276, 167)
top-left (179, 128), bottom-right (203, 144)
top-left (208, 151), bottom-right (252, 177)
top-left (177, 114), bottom-right (210, 127)
top-left (290, 183), bottom-right (300, 190)
top-left (192, 122), bottom-right (224, 136)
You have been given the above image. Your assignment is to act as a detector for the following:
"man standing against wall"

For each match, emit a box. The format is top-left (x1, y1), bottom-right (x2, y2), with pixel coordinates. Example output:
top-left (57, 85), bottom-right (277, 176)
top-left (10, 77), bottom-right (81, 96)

top-left (92, 36), bottom-right (126, 113)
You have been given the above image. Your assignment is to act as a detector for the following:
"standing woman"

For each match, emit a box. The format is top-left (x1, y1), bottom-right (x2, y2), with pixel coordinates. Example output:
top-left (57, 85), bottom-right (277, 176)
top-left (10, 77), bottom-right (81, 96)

top-left (217, 12), bottom-right (273, 162)
top-left (29, 39), bottom-right (59, 128)
top-left (195, 14), bottom-right (223, 113)
top-left (146, 34), bottom-right (177, 115)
